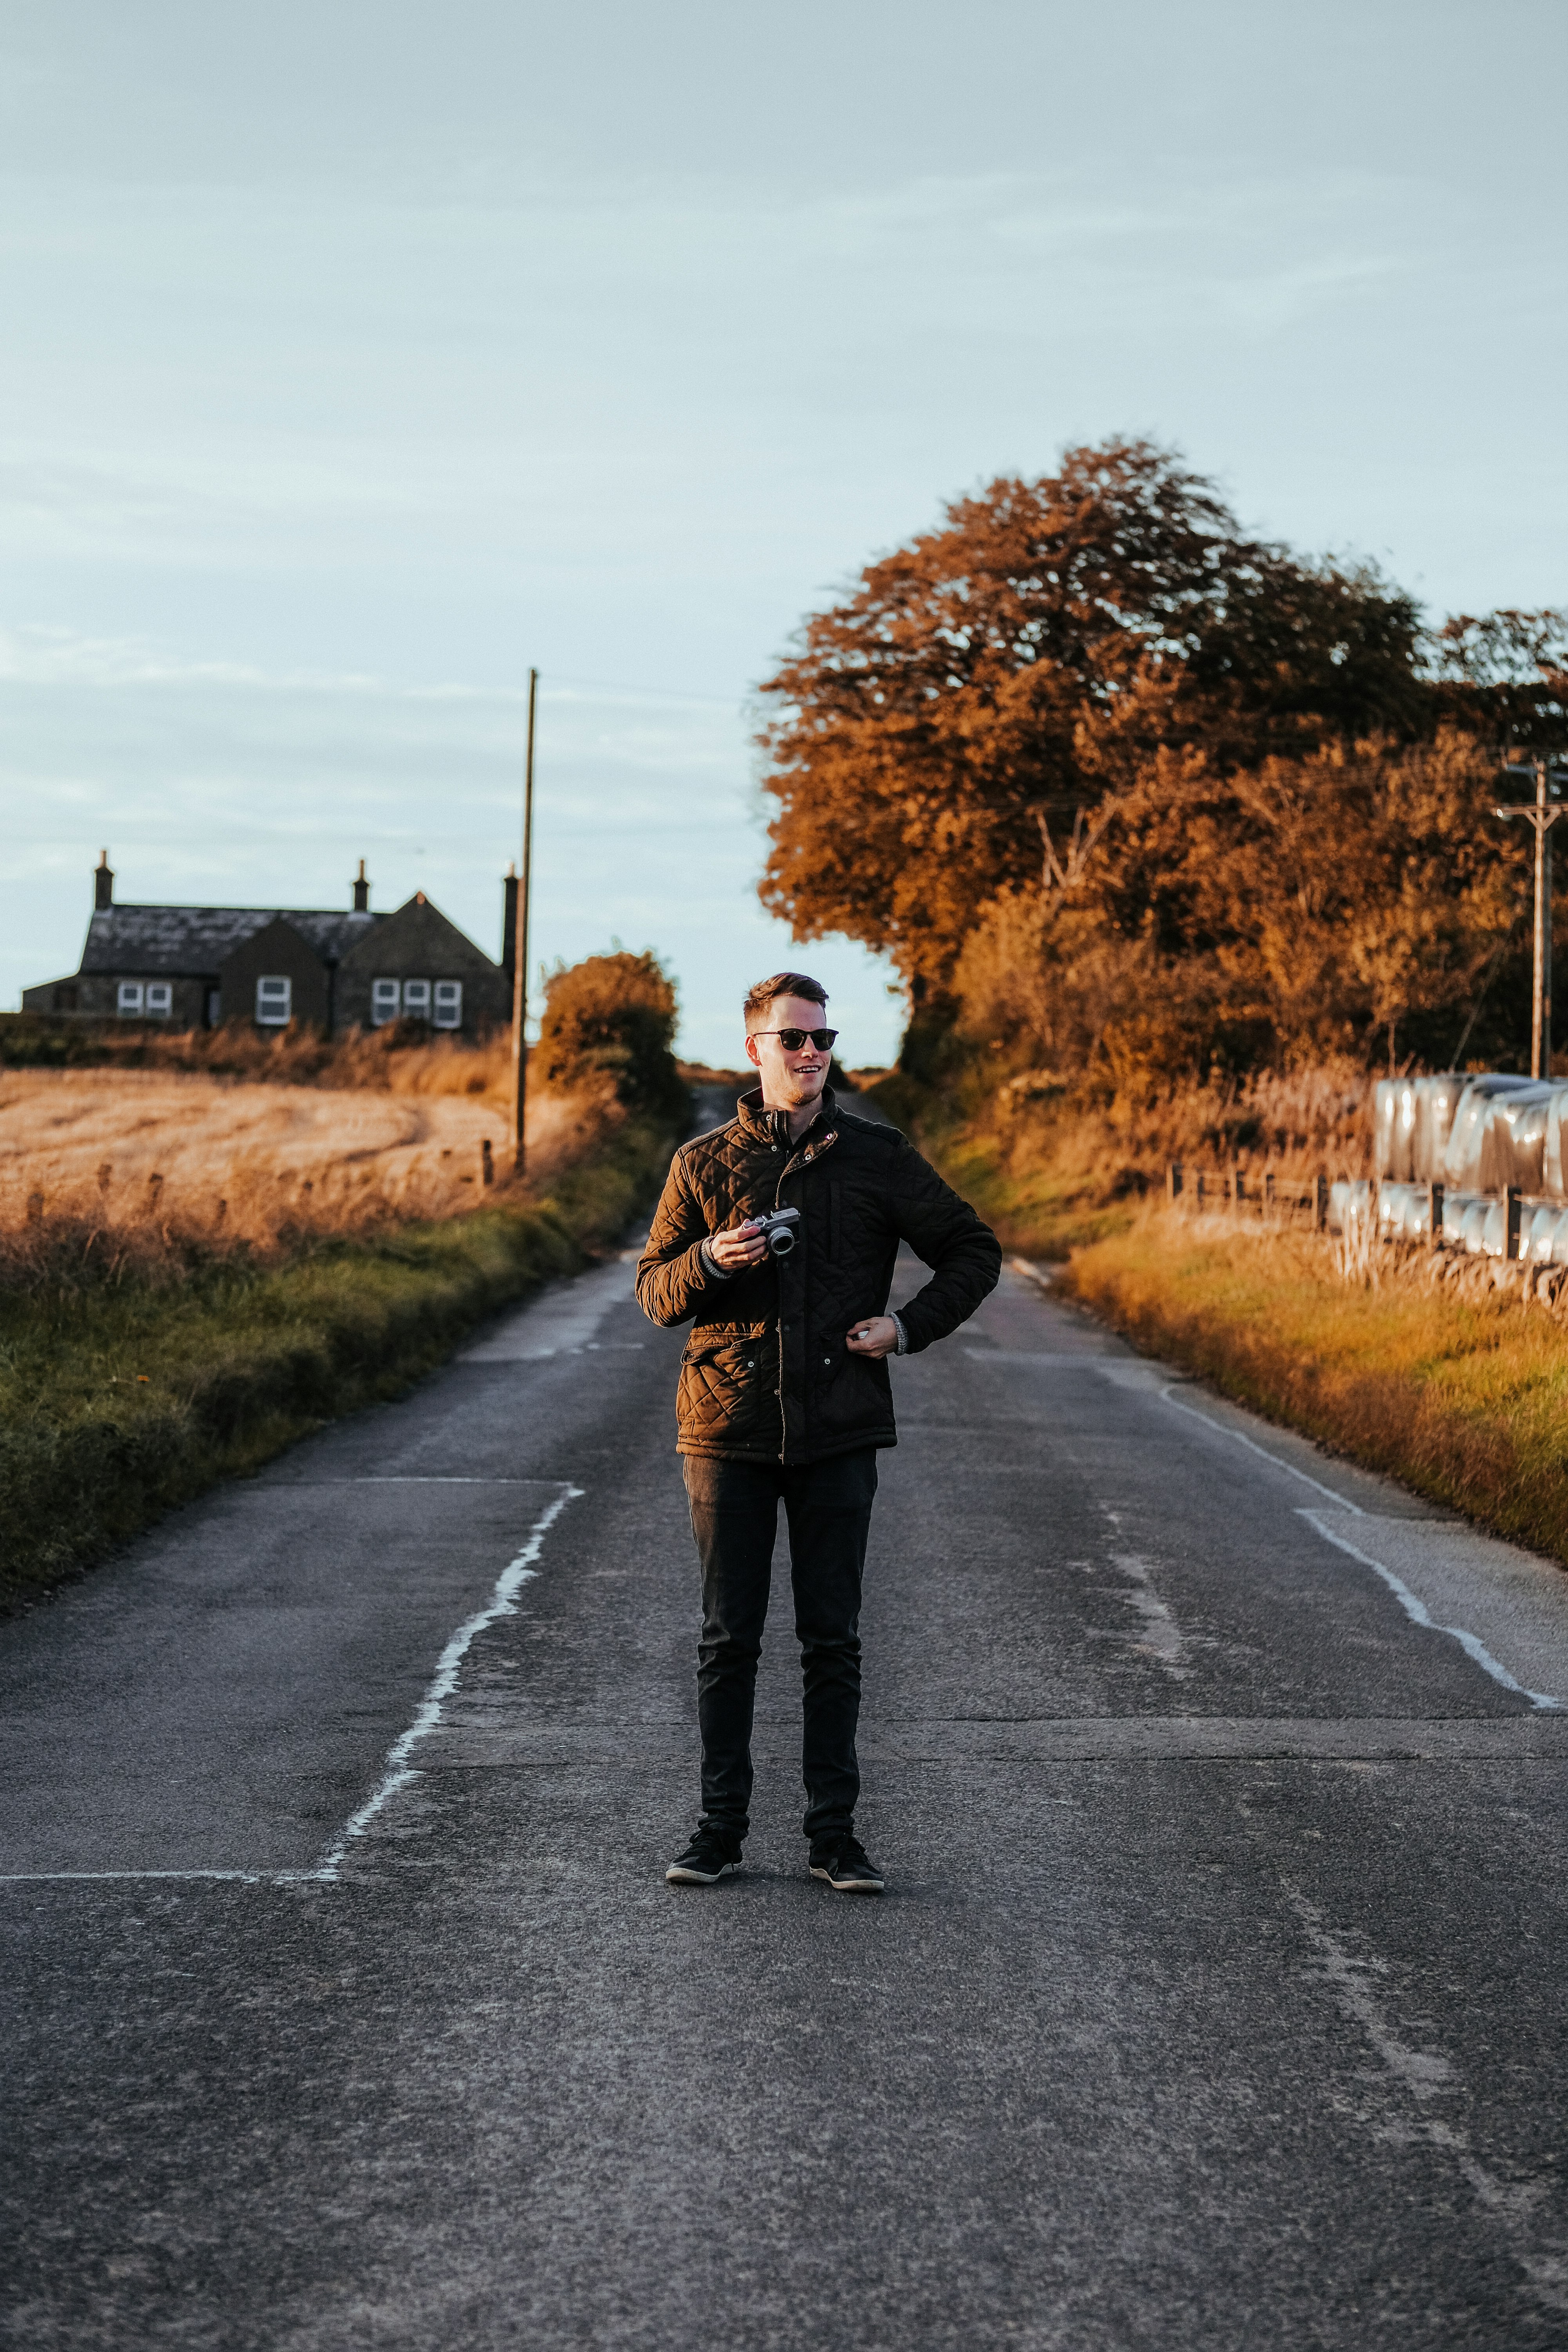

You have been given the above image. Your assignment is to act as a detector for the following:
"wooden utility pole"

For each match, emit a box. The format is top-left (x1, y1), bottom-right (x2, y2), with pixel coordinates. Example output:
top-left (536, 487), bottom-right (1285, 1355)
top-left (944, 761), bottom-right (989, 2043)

top-left (510, 667), bottom-right (539, 1174)
top-left (1494, 754), bottom-right (1567, 1079)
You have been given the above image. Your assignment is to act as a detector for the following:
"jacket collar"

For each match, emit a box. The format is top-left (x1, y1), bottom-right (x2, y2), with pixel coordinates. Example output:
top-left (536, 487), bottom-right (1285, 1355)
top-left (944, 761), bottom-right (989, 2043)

top-left (736, 1083), bottom-right (838, 1150)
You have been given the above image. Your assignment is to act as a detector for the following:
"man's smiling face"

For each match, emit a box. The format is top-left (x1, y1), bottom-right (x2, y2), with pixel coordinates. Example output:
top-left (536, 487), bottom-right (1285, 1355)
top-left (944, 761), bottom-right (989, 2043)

top-left (745, 993), bottom-right (832, 1114)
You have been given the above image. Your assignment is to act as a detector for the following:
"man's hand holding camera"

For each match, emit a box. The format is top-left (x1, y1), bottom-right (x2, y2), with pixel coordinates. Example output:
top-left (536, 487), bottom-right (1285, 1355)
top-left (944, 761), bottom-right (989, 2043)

top-left (708, 1220), bottom-right (771, 1273)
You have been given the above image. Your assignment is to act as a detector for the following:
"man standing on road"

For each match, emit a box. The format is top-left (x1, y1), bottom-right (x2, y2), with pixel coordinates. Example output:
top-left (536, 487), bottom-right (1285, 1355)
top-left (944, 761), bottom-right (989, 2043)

top-left (637, 972), bottom-right (1001, 1895)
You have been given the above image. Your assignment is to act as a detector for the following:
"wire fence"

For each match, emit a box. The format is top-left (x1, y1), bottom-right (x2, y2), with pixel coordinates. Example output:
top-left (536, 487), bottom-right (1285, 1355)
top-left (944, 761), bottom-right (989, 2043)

top-left (1166, 1069), bottom-right (1568, 1269)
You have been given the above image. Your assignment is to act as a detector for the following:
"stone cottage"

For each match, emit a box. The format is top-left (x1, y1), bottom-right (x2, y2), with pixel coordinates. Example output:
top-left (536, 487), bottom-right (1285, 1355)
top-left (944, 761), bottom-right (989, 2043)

top-left (22, 854), bottom-right (519, 1039)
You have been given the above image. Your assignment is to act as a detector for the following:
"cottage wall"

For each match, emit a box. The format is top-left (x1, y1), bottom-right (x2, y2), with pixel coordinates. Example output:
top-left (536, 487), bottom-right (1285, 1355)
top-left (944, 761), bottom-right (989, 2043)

top-left (336, 895), bottom-right (510, 1035)
top-left (218, 917), bottom-right (332, 1032)
top-left (21, 972), bottom-right (209, 1024)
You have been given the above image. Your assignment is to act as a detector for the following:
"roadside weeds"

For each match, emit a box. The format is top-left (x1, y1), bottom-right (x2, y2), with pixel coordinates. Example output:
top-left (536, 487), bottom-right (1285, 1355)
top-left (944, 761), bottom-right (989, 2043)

top-left (0, 1118), bottom-right (675, 1613)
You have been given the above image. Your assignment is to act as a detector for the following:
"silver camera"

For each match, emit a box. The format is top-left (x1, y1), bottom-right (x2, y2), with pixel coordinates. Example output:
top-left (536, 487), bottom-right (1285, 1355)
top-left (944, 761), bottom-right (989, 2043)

top-left (746, 1205), bottom-right (802, 1258)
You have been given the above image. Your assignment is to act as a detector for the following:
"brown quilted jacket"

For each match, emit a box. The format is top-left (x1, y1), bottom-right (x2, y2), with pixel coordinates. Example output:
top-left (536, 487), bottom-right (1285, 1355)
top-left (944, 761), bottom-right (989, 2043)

top-left (636, 1085), bottom-right (1001, 1464)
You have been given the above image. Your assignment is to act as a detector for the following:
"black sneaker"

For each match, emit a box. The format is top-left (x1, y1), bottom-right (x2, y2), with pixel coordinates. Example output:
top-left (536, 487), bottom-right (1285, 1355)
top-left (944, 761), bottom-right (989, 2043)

top-left (665, 1826), bottom-right (743, 1885)
top-left (809, 1833), bottom-right (885, 1893)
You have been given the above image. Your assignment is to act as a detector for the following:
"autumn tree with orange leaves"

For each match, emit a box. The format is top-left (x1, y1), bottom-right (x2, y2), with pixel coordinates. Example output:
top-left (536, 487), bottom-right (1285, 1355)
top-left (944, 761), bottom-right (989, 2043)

top-left (756, 439), bottom-right (1566, 1081)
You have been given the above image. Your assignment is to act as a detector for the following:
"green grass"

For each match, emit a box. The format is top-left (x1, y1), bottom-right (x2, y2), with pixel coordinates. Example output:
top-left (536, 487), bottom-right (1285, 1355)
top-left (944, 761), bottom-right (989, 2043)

top-left (0, 1118), bottom-right (674, 1610)
top-left (1063, 1213), bottom-right (1568, 1566)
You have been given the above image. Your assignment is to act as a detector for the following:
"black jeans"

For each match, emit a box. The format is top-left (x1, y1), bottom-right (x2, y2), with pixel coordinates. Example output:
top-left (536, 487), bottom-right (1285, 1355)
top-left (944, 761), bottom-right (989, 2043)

top-left (682, 1448), bottom-right (878, 1846)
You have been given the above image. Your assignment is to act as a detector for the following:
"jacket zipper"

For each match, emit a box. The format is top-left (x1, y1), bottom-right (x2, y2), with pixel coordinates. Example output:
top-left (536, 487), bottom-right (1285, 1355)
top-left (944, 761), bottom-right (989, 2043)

top-left (771, 1125), bottom-right (839, 1460)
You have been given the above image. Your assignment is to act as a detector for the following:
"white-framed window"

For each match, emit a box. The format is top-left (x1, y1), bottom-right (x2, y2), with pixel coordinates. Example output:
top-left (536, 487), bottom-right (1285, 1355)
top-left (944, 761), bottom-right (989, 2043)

top-left (145, 982), bottom-right (173, 1018)
top-left (117, 982), bottom-right (144, 1017)
top-left (371, 978), bottom-right (401, 1025)
top-left (401, 978), bottom-right (431, 1018)
top-left (256, 975), bottom-right (292, 1026)
top-left (432, 980), bottom-right (463, 1029)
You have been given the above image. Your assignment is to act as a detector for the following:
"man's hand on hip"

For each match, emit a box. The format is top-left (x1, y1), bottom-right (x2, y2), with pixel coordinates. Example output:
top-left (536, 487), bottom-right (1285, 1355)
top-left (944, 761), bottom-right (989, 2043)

top-left (846, 1315), bottom-right (899, 1360)
top-left (709, 1221), bottom-right (769, 1272)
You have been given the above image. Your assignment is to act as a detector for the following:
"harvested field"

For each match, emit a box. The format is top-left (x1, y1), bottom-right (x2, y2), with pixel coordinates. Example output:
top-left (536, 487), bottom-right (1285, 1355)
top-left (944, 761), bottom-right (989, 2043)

top-left (0, 1067), bottom-right (604, 1263)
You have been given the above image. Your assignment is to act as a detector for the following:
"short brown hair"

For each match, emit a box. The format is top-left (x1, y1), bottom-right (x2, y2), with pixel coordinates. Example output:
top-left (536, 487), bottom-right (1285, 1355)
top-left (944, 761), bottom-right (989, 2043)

top-left (743, 971), bottom-right (828, 1031)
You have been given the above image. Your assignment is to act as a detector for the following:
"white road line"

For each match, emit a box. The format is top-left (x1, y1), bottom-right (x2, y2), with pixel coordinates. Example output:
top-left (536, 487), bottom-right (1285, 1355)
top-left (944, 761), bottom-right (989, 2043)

top-left (0, 1482), bottom-right (584, 1891)
top-left (1098, 1504), bottom-right (1190, 1677)
top-left (301, 1481), bottom-right (584, 1882)
top-left (1159, 1384), bottom-right (1368, 1514)
top-left (969, 1344), bottom-right (1373, 1515)
top-left (1114, 1371), bottom-right (1561, 1712)
top-left (1299, 1509), bottom-right (1563, 1712)
top-left (1283, 1881), bottom-right (1568, 2310)
top-left (1110, 1554), bottom-right (1191, 1677)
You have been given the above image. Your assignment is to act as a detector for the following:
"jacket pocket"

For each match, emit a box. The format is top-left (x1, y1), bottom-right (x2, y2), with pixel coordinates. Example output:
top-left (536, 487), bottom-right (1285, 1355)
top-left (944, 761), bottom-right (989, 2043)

top-left (679, 1324), bottom-right (775, 1443)
top-left (813, 1337), bottom-right (890, 1432)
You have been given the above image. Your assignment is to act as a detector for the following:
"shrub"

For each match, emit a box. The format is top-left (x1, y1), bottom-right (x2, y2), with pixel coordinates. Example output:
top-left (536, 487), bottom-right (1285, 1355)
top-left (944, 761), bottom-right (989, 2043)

top-left (535, 950), bottom-right (689, 1124)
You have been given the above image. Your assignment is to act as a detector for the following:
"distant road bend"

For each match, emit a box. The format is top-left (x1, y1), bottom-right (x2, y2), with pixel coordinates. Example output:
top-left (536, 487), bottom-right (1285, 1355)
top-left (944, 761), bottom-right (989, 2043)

top-left (5, 1225), bottom-right (1568, 2347)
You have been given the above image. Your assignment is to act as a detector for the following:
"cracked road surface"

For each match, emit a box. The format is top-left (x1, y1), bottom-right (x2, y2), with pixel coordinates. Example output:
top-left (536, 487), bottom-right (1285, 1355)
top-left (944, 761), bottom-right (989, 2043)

top-left (5, 1252), bottom-right (1568, 2348)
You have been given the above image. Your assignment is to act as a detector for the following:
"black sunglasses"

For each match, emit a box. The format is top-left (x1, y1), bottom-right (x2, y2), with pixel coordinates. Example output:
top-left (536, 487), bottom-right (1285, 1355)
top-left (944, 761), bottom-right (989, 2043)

top-left (755, 1027), bottom-right (838, 1052)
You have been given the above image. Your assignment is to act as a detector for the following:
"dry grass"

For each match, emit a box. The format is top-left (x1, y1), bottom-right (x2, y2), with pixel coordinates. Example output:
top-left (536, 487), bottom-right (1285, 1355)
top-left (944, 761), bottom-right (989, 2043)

top-left (0, 1105), bottom-right (678, 1609)
top-left (0, 1065), bottom-right (616, 1292)
top-left (866, 1056), bottom-right (1375, 1258)
top-left (1062, 1206), bottom-right (1568, 1566)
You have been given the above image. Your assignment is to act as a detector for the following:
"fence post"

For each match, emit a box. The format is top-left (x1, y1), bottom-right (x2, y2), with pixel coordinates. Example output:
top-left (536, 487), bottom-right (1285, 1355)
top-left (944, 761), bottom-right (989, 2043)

top-left (1232, 1163), bottom-right (1245, 1205)
top-left (1264, 1171), bottom-right (1276, 1214)
top-left (1506, 1185), bottom-right (1522, 1262)
top-left (1429, 1180), bottom-right (1443, 1249)
top-left (1314, 1173), bottom-right (1329, 1232)
top-left (1196, 1172), bottom-right (1207, 1209)
top-left (1167, 1161), bottom-right (1183, 1202)
top-left (481, 1138), bottom-right (494, 1188)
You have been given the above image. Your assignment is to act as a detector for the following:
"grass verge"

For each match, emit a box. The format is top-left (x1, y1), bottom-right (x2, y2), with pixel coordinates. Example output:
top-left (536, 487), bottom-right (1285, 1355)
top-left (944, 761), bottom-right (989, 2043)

top-left (1062, 1212), bottom-right (1568, 1567)
top-left (0, 1116), bottom-right (675, 1611)
top-left (858, 1054), bottom-right (1373, 1260)
top-left (922, 1123), bottom-right (1143, 1258)
top-left (857, 1076), bottom-right (1144, 1257)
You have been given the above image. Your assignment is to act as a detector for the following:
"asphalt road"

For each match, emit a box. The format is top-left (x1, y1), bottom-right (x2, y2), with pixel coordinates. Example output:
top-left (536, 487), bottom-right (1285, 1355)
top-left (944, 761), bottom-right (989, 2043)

top-left (6, 1224), bottom-right (1568, 2348)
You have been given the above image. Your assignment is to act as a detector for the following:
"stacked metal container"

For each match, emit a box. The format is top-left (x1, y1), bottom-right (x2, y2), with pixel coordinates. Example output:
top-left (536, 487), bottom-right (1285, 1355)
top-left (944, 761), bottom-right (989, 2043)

top-left (1370, 1073), bottom-right (1568, 1260)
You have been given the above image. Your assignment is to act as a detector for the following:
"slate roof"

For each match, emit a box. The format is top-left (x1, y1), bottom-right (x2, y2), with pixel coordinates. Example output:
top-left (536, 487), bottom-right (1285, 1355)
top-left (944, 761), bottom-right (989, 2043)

top-left (78, 906), bottom-right (382, 977)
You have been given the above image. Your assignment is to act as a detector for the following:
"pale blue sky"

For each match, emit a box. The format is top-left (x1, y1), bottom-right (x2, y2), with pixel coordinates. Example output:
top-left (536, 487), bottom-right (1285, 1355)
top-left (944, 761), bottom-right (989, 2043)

top-left (4, 0), bottom-right (1564, 1062)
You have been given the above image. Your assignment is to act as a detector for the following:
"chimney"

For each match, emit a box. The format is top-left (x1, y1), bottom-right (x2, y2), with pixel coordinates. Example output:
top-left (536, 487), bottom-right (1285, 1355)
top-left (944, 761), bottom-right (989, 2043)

top-left (352, 858), bottom-right (370, 913)
top-left (94, 849), bottom-right (114, 911)
top-left (501, 861), bottom-right (518, 981)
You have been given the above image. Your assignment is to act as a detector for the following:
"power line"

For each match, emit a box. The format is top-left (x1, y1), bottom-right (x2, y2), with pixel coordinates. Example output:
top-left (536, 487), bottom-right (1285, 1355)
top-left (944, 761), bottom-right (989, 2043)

top-left (541, 670), bottom-right (746, 709)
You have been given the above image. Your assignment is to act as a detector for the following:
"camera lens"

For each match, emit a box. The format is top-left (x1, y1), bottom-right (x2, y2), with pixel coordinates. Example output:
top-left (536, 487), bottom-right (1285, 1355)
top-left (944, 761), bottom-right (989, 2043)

top-left (768, 1226), bottom-right (796, 1256)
